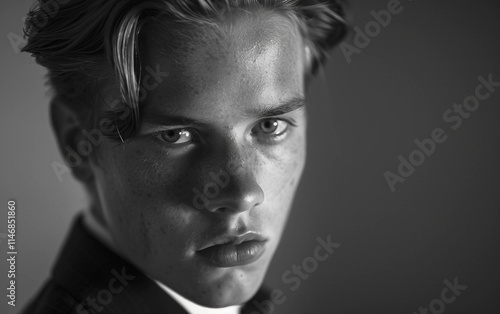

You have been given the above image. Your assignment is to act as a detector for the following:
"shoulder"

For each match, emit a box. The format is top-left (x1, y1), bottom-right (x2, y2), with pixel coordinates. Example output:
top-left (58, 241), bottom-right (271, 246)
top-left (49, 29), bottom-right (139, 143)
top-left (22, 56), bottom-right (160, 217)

top-left (20, 280), bottom-right (79, 314)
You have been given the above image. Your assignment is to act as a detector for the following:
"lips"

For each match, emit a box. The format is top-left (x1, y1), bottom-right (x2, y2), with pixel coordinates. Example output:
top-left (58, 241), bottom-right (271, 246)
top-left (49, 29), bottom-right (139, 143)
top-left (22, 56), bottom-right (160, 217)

top-left (197, 232), bottom-right (268, 267)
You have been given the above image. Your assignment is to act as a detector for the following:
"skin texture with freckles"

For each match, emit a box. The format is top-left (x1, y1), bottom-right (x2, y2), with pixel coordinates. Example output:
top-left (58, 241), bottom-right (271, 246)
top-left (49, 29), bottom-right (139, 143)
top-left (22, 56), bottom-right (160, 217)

top-left (90, 11), bottom-right (308, 307)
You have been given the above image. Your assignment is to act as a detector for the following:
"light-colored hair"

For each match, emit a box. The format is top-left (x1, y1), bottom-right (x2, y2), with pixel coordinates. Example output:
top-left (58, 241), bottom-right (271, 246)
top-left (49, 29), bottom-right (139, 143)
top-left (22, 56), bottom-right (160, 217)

top-left (23, 0), bottom-right (347, 141)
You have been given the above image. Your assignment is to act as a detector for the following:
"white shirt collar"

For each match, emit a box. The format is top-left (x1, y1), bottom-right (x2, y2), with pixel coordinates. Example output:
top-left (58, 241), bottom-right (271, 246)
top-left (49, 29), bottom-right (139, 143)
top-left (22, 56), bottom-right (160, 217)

top-left (82, 210), bottom-right (242, 314)
top-left (154, 279), bottom-right (242, 314)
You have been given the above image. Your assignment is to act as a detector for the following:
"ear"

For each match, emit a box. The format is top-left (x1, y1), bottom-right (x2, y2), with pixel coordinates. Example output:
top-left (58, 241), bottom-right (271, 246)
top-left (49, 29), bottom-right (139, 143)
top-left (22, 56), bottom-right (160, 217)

top-left (50, 97), bottom-right (95, 184)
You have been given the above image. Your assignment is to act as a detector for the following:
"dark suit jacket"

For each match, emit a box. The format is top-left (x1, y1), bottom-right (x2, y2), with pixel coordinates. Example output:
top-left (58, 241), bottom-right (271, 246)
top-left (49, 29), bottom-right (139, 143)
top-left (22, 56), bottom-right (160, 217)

top-left (20, 215), bottom-right (272, 313)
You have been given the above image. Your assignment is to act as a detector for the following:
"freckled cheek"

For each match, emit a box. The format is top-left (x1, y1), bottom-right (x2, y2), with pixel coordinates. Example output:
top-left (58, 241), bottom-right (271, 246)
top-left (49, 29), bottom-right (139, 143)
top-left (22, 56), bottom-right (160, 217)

top-left (99, 150), bottom-right (199, 263)
top-left (276, 133), bottom-right (306, 181)
top-left (102, 146), bottom-right (203, 209)
top-left (261, 134), bottom-right (306, 208)
top-left (94, 148), bottom-right (183, 239)
top-left (258, 146), bottom-right (305, 241)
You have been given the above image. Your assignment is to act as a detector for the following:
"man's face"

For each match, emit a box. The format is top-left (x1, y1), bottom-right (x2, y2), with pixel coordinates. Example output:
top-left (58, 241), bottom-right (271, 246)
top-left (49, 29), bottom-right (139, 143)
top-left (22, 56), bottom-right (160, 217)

top-left (91, 13), bottom-right (307, 307)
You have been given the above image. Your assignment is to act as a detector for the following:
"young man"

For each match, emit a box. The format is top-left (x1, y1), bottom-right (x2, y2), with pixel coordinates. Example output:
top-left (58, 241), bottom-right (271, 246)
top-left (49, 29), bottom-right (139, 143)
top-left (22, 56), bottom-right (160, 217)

top-left (21, 0), bottom-right (346, 313)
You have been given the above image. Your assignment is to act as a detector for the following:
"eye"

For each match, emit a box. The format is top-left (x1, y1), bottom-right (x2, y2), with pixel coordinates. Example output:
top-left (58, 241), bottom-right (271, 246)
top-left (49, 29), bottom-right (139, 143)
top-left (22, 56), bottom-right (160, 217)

top-left (253, 119), bottom-right (289, 136)
top-left (156, 129), bottom-right (193, 144)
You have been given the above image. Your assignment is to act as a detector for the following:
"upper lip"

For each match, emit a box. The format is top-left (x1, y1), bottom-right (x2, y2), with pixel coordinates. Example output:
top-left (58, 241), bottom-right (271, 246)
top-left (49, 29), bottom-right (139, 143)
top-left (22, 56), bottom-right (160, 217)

top-left (197, 231), bottom-right (267, 251)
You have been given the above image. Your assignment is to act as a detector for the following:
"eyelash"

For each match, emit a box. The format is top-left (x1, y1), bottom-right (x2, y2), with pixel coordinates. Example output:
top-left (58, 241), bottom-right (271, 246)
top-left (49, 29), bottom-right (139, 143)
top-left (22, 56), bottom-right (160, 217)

top-left (151, 118), bottom-right (297, 146)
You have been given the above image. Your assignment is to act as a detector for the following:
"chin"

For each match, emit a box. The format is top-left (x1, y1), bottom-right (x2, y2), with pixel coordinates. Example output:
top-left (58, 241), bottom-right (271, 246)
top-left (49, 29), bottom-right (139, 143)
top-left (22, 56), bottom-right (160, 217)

top-left (190, 266), bottom-right (266, 308)
top-left (200, 284), bottom-right (259, 308)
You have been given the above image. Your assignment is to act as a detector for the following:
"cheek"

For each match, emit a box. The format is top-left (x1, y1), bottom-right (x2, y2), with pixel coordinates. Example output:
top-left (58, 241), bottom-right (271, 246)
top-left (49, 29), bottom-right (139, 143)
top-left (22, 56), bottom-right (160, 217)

top-left (98, 141), bottom-right (199, 208)
top-left (94, 142), bottom-right (201, 259)
top-left (260, 130), bottom-right (306, 218)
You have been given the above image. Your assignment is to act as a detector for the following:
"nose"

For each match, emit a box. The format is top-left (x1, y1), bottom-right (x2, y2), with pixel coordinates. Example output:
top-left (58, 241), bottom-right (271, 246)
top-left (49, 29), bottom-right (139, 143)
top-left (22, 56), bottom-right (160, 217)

top-left (204, 166), bottom-right (265, 214)
top-left (200, 149), bottom-right (265, 215)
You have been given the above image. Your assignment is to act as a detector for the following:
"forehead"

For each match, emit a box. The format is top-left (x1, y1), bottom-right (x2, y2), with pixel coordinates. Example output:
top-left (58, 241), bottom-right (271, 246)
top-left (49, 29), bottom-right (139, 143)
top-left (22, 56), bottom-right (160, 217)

top-left (139, 11), bottom-right (305, 117)
top-left (144, 11), bottom-right (302, 66)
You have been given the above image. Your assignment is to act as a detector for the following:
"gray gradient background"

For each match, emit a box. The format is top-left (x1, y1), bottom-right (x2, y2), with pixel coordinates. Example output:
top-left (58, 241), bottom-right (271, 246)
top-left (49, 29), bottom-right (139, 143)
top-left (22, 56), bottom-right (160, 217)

top-left (1, 0), bottom-right (499, 313)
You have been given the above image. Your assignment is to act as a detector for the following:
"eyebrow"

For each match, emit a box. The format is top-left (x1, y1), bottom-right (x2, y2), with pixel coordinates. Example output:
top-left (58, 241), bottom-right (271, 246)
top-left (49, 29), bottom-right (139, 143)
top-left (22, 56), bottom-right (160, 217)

top-left (250, 97), bottom-right (305, 118)
top-left (140, 97), bottom-right (306, 128)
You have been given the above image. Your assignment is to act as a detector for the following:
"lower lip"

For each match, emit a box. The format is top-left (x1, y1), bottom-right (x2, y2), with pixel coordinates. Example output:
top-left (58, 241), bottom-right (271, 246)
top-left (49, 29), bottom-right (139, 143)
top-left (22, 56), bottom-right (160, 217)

top-left (197, 240), bottom-right (267, 267)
